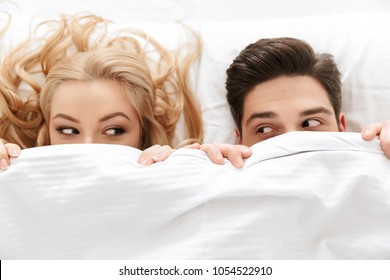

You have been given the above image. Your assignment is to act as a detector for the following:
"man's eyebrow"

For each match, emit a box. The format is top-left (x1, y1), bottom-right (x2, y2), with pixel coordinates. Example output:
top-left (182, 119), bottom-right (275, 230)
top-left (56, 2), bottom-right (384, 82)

top-left (99, 112), bottom-right (131, 122)
top-left (52, 114), bottom-right (80, 123)
top-left (245, 111), bottom-right (278, 126)
top-left (299, 106), bottom-right (333, 117)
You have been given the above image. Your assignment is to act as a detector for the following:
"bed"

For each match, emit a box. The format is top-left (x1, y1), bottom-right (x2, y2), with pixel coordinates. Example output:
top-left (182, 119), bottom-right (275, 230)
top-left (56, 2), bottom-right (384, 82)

top-left (1, 2), bottom-right (390, 259)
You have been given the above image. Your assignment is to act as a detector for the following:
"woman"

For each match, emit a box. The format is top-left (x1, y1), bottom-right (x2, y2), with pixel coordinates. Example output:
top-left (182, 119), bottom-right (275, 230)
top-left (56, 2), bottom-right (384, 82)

top-left (0, 14), bottom-right (203, 169)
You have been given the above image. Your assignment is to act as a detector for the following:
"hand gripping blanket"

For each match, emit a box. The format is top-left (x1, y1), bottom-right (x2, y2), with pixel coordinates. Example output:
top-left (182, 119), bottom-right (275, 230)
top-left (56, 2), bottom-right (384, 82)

top-left (1, 132), bottom-right (389, 259)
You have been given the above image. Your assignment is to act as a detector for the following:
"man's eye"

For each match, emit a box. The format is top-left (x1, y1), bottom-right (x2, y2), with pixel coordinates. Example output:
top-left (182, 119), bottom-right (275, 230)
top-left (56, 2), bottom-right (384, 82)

top-left (104, 127), bottom-right (125, 136)
top-left (256, 126), bottom-right (274, 134)
top-left (302, 119), bottom-right (321, 128)
top-left (57, 127), bottom-right (79, 135)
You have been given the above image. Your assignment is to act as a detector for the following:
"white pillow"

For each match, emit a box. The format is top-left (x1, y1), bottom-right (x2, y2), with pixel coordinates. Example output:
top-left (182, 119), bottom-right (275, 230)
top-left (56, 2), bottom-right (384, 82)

top-left (195, 12), bottom-right (390, 143)
top-left (2, 12), bottom-right (390, 144)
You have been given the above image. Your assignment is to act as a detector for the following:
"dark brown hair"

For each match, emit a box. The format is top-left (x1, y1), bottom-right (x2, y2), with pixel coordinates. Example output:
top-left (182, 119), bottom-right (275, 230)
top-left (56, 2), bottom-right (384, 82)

top-left (226, 37), bottom-right (342, 134)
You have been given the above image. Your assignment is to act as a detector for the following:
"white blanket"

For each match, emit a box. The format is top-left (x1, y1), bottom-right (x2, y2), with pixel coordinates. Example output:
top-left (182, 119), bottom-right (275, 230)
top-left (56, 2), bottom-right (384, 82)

top-left (1, 132), bottom-right (389, 259)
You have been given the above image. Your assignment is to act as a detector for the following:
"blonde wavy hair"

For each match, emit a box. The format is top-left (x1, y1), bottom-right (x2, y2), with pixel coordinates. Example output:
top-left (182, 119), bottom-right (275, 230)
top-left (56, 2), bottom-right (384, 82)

top-left (0, 14), bottom-right (203, 149)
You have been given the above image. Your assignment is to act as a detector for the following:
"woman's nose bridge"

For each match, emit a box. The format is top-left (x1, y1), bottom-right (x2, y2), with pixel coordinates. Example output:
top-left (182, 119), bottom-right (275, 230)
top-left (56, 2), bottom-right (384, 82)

top-left (81, 134), bottom-right (97, 144)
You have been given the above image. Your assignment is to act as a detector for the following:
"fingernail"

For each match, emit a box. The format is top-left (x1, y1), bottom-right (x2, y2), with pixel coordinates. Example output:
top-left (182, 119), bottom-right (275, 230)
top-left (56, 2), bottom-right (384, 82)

top-left (363, 128), bottom-right (371, 136)
top-left (10, 150), bottom-right (20, 157)
top-left (1, 159), bottom-right (9, 170)
top-left (152, 154), bottom-right (161, 162)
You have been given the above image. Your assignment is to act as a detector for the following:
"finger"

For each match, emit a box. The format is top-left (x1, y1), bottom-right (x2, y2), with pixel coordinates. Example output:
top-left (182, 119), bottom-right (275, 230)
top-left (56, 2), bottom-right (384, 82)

top-left (237, 145), bottom-right (252, 159)
top-left (5, 143), bottom-right (21, 158)
top-left (212, 144), bottom-right (251, 167)
top-left (184, 143), bottom-right (201, 149)
top-left (0, 158), bottom-right (9, 170)
top-left (226, 146), bottom-right (245, 168)
top-left (218, 145), bottom-right (252, 168)
top-left (361, 123), bottom-right (383, 140)
top-left (199, 144), bottom-right (225, 164)
top-left (139, 145), bottom-right (173, 166)
top-left (138, 145), bottom-right (163, 165)
top-left (151, 148), bottom-right (176, 163)
top-left (379, 121), bottom-right (390, 159)
top-left (200, 144), bottom-right (250, 167)
top-left (0, 144), bottom-right (10, 170)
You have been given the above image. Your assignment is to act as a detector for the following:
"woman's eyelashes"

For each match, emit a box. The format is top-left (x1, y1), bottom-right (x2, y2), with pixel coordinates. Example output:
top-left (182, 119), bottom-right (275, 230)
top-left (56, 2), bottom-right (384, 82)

top-left (55, 126), bottom-right (126, 136)
top-left (103, 127), bottom-right (126, 136)
top-left (56, 127), bottom-right (79, 135)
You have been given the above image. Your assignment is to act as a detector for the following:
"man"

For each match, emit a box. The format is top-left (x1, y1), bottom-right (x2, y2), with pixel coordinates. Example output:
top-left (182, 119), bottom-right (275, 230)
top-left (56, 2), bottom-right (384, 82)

top-left (195, 37), bottom-right (390, 167)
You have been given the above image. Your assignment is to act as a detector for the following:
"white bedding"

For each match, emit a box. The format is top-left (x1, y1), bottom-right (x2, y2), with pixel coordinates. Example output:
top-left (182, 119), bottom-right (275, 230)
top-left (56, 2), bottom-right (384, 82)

top-left (1, 132), bottom-right (389, 259)
top-left (1, 2), bottom-right (390, 261)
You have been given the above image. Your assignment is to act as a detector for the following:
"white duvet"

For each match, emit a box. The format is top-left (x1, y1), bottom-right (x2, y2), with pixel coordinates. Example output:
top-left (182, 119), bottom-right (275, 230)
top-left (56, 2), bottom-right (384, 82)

top-left (0, 132), bottom-right (390, 259)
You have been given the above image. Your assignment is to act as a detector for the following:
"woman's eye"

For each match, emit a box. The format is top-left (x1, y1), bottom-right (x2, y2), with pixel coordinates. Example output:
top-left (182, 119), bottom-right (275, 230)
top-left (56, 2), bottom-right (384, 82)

top-left (256, 126), bottom-right (274, 134)
top-left (302, 119), bottom-right (321, 128)
top-left (57, 127), bottom-right (79, 135)
top-left (104, 127), bottom-right (125, 136)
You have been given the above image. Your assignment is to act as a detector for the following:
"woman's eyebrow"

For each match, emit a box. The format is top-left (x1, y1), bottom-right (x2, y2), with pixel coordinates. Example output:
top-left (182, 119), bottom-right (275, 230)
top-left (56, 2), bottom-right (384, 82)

top-left (52, 114), bottom-right (80, 123)
top-left (98, 112), bottom-right (131, 122)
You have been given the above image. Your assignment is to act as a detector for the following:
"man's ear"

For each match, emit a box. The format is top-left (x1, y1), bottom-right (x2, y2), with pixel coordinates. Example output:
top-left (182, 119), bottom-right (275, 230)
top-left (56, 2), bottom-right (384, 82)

top-left (338, 113), bottom-right (346, 132)
top-left (235, 128), bottom-right (242, 144)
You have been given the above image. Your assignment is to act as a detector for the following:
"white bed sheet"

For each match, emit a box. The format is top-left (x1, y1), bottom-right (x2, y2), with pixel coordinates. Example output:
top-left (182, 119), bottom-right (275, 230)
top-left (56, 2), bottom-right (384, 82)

top-left (1, 132), bottom-right (389, 259)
